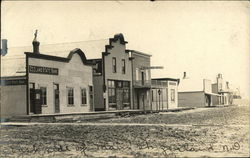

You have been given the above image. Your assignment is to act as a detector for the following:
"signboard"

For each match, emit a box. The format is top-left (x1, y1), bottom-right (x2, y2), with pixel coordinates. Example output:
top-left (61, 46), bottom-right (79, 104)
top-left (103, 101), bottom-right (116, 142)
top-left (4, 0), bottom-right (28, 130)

top-left (140, 66), bottom-right (164, 70)
top-left (169, 82), bottom-right (177, 86)
top-left (29, 65), bottom-right (58, 75)
top-left (1, 79), bottom-right (26, 86)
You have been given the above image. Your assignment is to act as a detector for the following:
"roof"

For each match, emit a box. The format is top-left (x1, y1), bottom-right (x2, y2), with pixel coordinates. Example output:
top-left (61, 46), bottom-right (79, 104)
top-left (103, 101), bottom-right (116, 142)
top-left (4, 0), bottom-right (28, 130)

top-left (152, 77), bottom-right (180, 82)
top-left (1, 33), bottom-right (130, 78)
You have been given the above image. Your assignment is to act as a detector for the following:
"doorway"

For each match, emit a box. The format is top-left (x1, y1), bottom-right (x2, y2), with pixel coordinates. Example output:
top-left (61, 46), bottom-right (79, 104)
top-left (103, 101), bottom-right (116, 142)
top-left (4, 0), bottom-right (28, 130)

top-left (54, 84), bottom-right (60, 113)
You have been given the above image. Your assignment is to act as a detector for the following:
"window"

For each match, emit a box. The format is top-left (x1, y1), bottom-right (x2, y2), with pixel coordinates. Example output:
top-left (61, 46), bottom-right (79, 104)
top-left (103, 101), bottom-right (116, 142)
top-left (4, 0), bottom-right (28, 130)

top-left (112, 57), bottom-right (116, 73)
top-left (40, 87), bottom-right (47, 105)
top-left (89, 85), bottom-right (93, 93)
top-left (123, 81), bottom-right (130, 88)
top-left (67, 87), bottom-right (74, 105)
top-left (108, 80), bottom-right (116, 108)
top-left (108, 88), bottom-right (116, 104)
top-left (171, 89), bottom-right (175, 102)
top-left (81, 88), bottom-right (87, 105)
top-left (122, 59), bottom-right (125, 74)
top-left (136, 68), bottom-right (139, 81)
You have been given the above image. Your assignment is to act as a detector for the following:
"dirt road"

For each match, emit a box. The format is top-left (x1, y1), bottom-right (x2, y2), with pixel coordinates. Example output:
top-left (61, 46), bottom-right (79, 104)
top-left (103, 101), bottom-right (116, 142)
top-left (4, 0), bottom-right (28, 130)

top-left (1, 105), bottom-right (249, 157)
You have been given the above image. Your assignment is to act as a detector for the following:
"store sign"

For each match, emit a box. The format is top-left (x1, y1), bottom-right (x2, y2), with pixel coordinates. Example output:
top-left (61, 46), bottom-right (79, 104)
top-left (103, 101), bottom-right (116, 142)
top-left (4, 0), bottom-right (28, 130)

top-left (29, 65), bottom-right (58, 75)
top-left (1, 79), bottom-right (26, 86)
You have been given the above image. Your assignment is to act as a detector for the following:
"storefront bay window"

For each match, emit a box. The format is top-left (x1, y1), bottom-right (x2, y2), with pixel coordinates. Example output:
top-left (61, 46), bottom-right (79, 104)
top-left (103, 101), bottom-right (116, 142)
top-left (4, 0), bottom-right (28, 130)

top-left (108, 80), bottom-right (116, 109)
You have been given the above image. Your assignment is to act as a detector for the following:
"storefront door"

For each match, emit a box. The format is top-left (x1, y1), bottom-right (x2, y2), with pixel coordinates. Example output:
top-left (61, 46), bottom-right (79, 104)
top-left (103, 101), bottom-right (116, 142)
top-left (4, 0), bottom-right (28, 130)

top-left (116, 88), bottom-right (123, 110)
top-left (54, 84), bottom-right (60, 113)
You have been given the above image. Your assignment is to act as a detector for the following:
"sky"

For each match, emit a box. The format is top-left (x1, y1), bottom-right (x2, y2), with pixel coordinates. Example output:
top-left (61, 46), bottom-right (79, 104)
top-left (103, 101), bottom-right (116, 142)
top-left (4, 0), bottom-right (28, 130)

top-left (1, 1), bottom-right (250, 98)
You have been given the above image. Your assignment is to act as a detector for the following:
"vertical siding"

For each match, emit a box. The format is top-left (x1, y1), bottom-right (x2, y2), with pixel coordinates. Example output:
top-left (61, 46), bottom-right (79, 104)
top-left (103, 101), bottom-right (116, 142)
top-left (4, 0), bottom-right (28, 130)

top-left (93, 75), bottom-right (104, 110)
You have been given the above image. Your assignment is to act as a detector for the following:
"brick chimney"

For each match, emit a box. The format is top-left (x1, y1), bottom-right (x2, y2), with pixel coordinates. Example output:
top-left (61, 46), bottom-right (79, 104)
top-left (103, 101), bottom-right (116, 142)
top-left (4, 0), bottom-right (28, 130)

top-left (32, 30), bottom-right (40, 54)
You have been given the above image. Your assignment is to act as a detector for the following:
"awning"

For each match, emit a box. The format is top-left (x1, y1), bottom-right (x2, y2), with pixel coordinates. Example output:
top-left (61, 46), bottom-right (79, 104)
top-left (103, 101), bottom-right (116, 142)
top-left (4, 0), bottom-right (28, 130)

top-left (205, 92), bottom-right (222, 96)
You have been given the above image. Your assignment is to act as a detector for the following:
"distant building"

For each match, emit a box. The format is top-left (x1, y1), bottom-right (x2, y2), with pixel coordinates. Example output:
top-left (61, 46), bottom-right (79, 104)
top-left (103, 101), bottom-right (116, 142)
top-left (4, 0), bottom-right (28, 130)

top-left (212, 74), bottom-right (233, 105)
top-left (178, 77), bottom-right (219, 107)
top-left (1, 35), bottom-right (94, 118)
top-left (88, 34), bottom-right (133, 111)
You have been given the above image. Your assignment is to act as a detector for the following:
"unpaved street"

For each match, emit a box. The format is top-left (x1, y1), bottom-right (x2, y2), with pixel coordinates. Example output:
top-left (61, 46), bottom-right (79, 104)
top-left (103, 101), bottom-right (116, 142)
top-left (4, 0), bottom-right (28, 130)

top-left (1, 105), bottom-right (249, 157)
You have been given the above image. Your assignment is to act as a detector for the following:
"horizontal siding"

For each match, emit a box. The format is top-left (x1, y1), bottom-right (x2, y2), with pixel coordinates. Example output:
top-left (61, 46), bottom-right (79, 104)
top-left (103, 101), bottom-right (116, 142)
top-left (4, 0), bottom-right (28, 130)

top-left (178, 92), bottom-right (205, 108)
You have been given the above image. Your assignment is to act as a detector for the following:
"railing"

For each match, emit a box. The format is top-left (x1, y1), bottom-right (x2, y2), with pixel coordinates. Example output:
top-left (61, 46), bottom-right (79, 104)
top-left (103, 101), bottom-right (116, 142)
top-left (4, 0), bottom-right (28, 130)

top-left (151, 80), bottom-right (168, 88)
top-left (134, 80), bottom-right (151, 88)
top-left (133, 80), bottom-right (168, 88)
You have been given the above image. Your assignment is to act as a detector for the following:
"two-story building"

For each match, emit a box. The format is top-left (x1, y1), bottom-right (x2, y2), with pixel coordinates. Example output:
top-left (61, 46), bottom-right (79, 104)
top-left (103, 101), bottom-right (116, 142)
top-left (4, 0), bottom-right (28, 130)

top-left (1, 34), bottom-right (94, 118)
top-left (88, 34), bottom-right (133, 111)
top-left (212, 74), bottom-right (233, 105)
top-left (130, 50), bottom-right (152, 110)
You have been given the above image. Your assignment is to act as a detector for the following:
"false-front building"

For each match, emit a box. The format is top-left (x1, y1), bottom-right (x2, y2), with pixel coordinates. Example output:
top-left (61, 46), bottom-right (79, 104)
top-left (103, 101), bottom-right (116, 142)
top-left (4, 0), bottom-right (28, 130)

top-left (212, 74), bottom-right (233, 105)
top-left (1, 39), bottom-right (94, 118)
top-left (88, 34), bottom-right (133, 111)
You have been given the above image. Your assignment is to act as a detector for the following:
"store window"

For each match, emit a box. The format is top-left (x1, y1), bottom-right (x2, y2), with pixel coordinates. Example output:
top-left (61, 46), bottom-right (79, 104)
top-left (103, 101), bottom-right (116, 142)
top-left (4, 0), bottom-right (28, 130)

top-left (40, 87), bottom-right (47, 105)
top-left (81, 88), bottom-right (87, 105)
top-left (67, 87), bottom-right (74, 105)
top-left (108, 80), bottom-right (116, 108)
top-left (122, 59), bottom-right (126, 74)
top-left (112, 57), bottom-right (116, 73)
top-left (171, 89), bottom-right (175, 102)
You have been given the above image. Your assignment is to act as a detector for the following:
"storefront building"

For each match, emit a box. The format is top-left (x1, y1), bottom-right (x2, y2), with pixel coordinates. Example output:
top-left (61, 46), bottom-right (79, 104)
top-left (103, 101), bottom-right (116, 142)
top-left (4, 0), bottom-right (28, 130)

top-left (212, 74), bottom-right (233, 105)
top-left (151, 78), bottom-right (179, 110)
top-left (130, 50), bottom-right (152, 110)
top-left (88, 34), bottom-right (133, 111)
top-left (1, 37), bottom-right (94, 117)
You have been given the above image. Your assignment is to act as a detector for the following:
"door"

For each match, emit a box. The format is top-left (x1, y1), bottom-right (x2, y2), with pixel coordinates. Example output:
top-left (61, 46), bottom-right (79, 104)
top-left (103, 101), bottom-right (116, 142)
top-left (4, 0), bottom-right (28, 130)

top-left (89, 85), bottom-right (94, 111)
top-left (34, 89), bottom-right (42, 114)
top-left (137, 91), bottom-right (140, 109)
top-left (141, 94), bottom-right (145, 110)
top-left (54, 84), bottom-right (60, 113)
top-left (141, 72), bottom-right (145, 85)
top-left (29, 88), bottom-right (35, 113)
top-left (116, 88), bottom-right (123, 110)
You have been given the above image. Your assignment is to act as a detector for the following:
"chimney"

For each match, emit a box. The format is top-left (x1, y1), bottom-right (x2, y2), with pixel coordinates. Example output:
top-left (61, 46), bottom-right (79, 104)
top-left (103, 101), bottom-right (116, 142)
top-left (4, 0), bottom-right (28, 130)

top-left (32, 30), bottom-right (40, 54)
top-left (183, 71), bottom-right (187, 79)
top-left (218, 73), bottom-right (222, 78)
top-left (226, 81), bottom-right (229, 89)
top-left (1, 39), bottom-right (8, 56)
